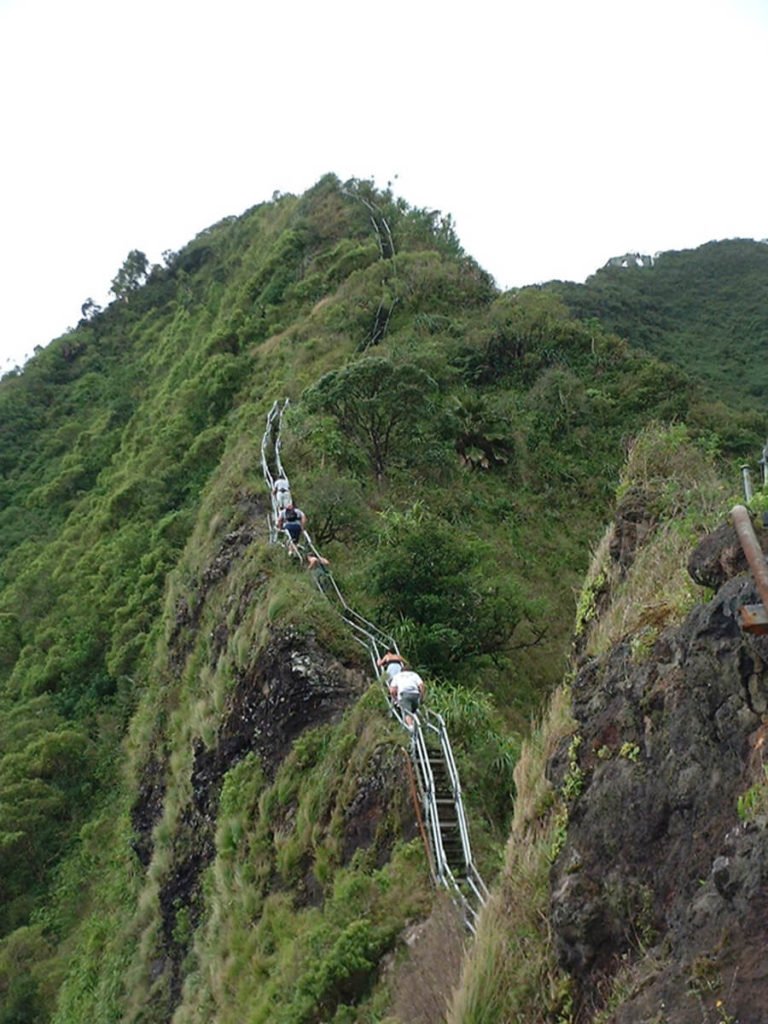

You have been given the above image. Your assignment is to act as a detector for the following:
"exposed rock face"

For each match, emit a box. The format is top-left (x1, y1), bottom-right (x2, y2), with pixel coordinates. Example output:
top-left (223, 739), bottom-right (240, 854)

top-left (551, 524), bottom-right (768, 1023)
top-left (219, 627), bottom-right (367, 780)
top-left (128, 507), bottom-right (417, 1022)
top-left (609, 486), bottom-right (658, 575)
top-left (167, 520), bottom-right (263, 673)
top-left (341, 744), bottom-right (411, 867)
top-left (573, 487), bottom-right (659, 667)
top-left (144, 626), bottom-right (372, 1019)
top-left (130, 752), bottom-right (167, 868)
top-left (687, 521), bottom-right (751, 590)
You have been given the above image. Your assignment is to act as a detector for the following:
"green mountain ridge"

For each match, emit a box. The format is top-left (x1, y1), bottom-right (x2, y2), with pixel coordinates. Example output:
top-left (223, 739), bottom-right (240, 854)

top-left (546, 237), bottom-right (768, 407)
top-left (0, 174), bottom-right (765, 1023)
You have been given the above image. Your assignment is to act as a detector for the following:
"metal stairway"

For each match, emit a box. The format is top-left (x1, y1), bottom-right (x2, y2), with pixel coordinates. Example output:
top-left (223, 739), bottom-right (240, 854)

top-left (410, 710), bottom-right (489, 931)
top-left (260, 399), bottom-right (488, 931)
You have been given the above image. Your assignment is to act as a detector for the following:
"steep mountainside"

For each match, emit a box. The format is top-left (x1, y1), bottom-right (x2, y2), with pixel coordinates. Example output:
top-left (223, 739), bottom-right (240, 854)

top-left (0, 176), bottom-right (765, 1023)
top-left (449, 427), bottom-right (768, 1023)
top-left (550, 521), bottom-right (768, 1024)
top-left (547, 239), bottom-right (768, 408)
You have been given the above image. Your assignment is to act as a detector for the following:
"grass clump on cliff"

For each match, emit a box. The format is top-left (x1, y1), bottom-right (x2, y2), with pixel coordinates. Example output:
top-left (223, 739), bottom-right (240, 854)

top-left (577, 422), bottom-right (733, 661)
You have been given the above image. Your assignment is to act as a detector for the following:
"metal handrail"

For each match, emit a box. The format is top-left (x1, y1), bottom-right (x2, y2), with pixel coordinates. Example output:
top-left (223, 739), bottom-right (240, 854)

top-left (262, 398), bottom-right (296, 546)
top-left (431, 709), bottom-right (487, 898)
top-left (408, 717), bottom-right (475, 927)
top-left (742, 465), bottom-right (754, 503)
top-left (340, 187), bottom-right (398, 350)
top-left (261, 399), bottom-right (284, 541)
top-left (411, 721), bottom-right (444, 881)
top-left (732, 504), bottom-right (768, 607)
top-left (441, 728), bottom-right (473, 857)
top-left (739, 436), bottom-right (768, 500)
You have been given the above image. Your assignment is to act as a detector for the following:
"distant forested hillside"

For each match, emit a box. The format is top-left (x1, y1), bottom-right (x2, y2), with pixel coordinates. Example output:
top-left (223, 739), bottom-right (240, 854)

top-left (547, 238), bottom-right (768, 407)
top-left (0, 176), bottom-right (764, 1024)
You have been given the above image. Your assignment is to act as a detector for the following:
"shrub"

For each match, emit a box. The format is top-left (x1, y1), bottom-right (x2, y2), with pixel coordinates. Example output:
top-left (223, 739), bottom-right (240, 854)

top-left (372, 507), bottom-right (532, 674)
top-left (302, 358), bottom-right (440, 480)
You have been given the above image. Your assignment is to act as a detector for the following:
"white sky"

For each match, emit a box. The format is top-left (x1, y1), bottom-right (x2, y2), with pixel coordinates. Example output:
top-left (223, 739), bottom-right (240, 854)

top-left (1, 0), bottom-right (767, 372)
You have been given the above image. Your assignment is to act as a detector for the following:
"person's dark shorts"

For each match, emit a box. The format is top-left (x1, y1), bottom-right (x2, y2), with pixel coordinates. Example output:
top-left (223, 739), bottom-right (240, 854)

top-left (285, 522), bottom-right (302, 543)
top-left (399, 691), bottom-right (420, 715)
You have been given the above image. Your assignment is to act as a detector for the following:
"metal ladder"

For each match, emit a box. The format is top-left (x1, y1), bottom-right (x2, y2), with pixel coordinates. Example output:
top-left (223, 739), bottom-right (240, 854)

top-left (410, 709), bottom-right (489, 932)
top-left (260, 400), bottom-right (488, 930)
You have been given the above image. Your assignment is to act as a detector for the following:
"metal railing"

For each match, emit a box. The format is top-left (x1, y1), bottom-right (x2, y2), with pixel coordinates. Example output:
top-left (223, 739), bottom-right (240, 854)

top-left (260, 400), bottom-right (488, 929)
top-left (410, 708), bottom-right (489, 931)
top-left (340, 186), bottom-right (398, 350)
top-left (741, 464), bottom-right (754, 503)
top-left (261, 398), bottom-right (291, 543)
top-left (739, 437), bottom-right (768, 503)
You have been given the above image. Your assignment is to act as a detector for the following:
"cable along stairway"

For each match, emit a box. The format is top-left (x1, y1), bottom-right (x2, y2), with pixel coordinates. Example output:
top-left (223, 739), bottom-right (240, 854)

top-left (261, 400), bottom-right (489, 932)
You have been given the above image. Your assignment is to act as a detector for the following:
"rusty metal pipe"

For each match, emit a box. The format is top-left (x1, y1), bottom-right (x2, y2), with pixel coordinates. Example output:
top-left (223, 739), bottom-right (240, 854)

top-left (731, 504), bottom-right (768, 611)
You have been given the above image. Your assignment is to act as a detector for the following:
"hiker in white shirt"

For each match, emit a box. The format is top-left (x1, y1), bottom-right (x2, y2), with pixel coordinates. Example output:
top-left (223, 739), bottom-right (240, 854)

top-left (389, 670), bottom-right (425, 729)
top-left (272, 476), bottom-right (292, 513)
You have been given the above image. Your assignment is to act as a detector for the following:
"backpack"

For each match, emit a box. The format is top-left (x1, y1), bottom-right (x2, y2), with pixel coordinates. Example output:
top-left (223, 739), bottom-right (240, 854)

top-left (284, 508), bottom-right (299, 523)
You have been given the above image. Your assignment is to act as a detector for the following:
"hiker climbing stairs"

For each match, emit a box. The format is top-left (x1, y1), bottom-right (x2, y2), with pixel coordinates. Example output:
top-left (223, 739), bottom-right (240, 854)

top-left (260, 399), bottom-right (488, 931)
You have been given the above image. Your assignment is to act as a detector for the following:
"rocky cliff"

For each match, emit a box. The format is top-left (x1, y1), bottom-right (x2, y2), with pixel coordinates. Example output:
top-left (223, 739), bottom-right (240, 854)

top-left (550, 511), bottom-right (768, 1023)
top-left (118, 512), bottom-right (428, 1024)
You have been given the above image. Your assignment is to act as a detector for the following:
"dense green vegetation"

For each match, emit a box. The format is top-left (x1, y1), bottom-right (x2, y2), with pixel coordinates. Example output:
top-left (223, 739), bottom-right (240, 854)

top-left (548, 239), bottom-right (768, 407)
top-left (0, 175), bottom-right (763, 1023)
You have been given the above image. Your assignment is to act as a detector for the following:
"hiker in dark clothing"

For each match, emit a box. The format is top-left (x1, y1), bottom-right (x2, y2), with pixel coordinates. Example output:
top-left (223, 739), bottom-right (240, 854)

top-left (277, 503), bottom-right (307, 550)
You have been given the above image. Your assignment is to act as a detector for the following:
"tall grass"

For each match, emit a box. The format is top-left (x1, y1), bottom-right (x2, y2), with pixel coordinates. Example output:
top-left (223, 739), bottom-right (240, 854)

top-left (447, 686), bottom-right (575, 1024)
top-left (585, 527), bottom-right (702, 660)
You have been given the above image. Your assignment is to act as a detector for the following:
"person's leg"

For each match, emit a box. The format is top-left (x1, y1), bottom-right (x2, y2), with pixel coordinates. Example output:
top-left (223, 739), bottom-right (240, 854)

top-left (285, 523), bottom-right (301, 555)
top-left (399, 691), bottom-right (418, 728)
